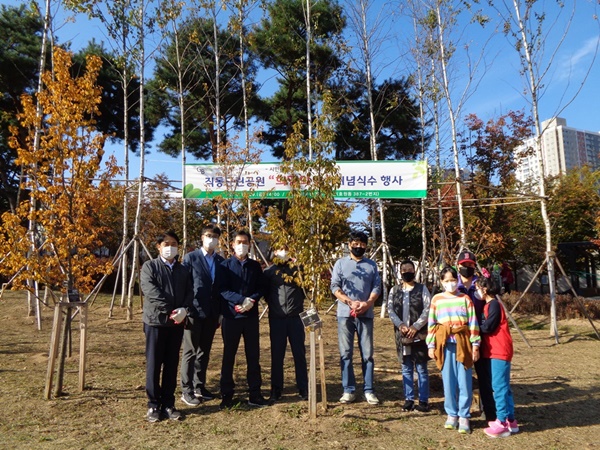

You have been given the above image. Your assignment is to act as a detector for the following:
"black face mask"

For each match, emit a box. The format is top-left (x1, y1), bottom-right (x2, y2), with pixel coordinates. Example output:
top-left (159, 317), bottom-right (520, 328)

top-left (401, 272), bottom-right (415, 283)
top-left (350, 247), bottom-right (366, 257)
top-left (459, 266), bottom-right (475, 278)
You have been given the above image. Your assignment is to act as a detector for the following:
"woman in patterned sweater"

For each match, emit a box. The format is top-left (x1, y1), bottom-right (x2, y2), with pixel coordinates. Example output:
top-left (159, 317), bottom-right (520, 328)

top-left (427, 266), bottom-right (480, 434)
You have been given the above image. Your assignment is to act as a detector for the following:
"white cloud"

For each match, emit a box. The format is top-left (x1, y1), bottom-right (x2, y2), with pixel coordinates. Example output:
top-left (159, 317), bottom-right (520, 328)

top-left (556, 36), bottom-right (600, 81)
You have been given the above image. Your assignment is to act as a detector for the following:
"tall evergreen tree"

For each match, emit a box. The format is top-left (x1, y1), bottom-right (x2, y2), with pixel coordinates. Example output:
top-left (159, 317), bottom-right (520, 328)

top-left (73, 40), bottom-right (156, 154)
top-left (148, 17), bottom-right (262, 161)
top-left (0, 4), bottom-right (46, 214)
top-left (251, 0), bottom-right (345, 158)
top-left (332, 75), bottom-right (426, 161)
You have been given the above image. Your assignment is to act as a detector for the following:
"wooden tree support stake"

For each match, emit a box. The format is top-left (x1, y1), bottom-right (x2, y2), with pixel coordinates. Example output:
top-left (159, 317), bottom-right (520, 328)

top-left (44, 302), bottom-right (88, 399)
top-left (308, 328), bottom-right (317, 419)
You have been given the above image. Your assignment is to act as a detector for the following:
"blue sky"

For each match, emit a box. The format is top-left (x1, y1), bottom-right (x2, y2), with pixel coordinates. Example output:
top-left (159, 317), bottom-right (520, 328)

top-left (2, 0), bottom-right (599, 186)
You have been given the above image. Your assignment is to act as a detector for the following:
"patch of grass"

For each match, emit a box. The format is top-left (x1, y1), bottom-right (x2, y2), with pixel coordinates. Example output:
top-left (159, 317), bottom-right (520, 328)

top-left (330, 406), bottom-right (344, 416)
top-left (516, 317), bottom-right (548, 330)
top-left (417, 436), bottom-right (436, 449)
top-left (209, 424), bottom-right (234, 436)
top-left (284, 403), bottom-right (304, 419)
top-left (558, 325), bottom-right (573, 333)
top-left (340, 418), bottom-right (384, 437)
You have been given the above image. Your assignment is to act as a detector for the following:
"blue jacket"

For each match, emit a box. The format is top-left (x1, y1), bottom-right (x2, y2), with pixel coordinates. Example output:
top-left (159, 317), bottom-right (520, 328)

top-left (220, 256), bottom-right (264, 319)
top-left (182, 249), bottom-right (224, 319)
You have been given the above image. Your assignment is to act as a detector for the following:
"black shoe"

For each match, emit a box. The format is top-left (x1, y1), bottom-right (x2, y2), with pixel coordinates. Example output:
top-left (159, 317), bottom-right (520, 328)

top-left (415, 401), bottom-right (429, 412)
top-left (298, 390), bottom-right (308, 401)
top-left (162, 406), bottom-right (182, 421)
top-left (195, 387), bottom-right (216, 401)
top-left (402, 400), bottom-right (415, 411)
top-left (248, 395), bottom-right (271, 407)
top-left (181, 392), bottom-right (201, 406)
top-left (219, 395), bottom-right (234, 410)
top-left (147, 407), bottom-right (161, 423)
top-left (270, 390), bottom-right (282, 401)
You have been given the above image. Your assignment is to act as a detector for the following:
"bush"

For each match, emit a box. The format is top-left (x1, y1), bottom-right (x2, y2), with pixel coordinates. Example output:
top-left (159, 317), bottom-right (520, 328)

top-left (502, 292), bottom-right (600, 320)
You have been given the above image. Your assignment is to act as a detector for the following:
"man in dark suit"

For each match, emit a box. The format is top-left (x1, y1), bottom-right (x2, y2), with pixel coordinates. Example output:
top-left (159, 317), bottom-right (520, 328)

top-left (180, 224), bottom-right (224, 406)
top-left (219, 229), bottom-right (269, 408)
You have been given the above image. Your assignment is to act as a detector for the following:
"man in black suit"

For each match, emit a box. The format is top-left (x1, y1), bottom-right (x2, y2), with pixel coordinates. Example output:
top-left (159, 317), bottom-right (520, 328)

top-left (219, 229), bottom-right (268, 408)
top-left (180, 224), bottom-right (224, 406)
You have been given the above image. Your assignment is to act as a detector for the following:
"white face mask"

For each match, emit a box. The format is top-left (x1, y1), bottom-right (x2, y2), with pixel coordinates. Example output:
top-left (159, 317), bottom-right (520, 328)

top-left (474, 289), bottom-right (483, 300)
top-left (234, 243), bottom-right (249, 258)
top-left (443, 281), bottom-right (458, 293)
top-left (161, 245), bottom-right (178, 260)
top-left (203, 237), bottom-right (218, 251)
top-left (274, 250), bottom-right (289, 261)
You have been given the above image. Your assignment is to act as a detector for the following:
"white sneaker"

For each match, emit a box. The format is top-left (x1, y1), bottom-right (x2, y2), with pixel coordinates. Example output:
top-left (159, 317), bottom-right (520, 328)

top-left (339, 392), bottom-right (356, 403)
top-left (365, 392), bottom-right (380, 405)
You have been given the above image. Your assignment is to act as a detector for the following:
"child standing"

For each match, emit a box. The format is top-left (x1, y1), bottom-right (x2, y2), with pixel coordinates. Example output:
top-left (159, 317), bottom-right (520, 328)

top-left (427, 266), bottom-right (480, 434)
top-left (476, 275), bottom-right (519, 438)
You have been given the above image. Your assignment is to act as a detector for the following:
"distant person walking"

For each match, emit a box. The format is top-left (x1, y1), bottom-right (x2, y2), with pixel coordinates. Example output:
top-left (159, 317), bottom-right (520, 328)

top-left (500, 263), bottom-right (514, 294)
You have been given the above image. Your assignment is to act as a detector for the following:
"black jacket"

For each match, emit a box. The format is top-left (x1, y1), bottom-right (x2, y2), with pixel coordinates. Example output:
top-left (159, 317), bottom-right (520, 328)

top-left (141, 257), bottom-right (193, 327)
top-left (264, 262), bottom-right (305, 318)
top-left (220, 256), bottom-right (264, 319)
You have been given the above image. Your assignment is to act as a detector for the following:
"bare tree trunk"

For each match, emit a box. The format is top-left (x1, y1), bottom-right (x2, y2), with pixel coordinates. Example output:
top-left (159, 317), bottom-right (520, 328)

top-left (28, 0), bottom-right (53, 328)
top-left (173, 24), bottom-right (187, 251)
top-left (128, 0), bottom-right (147, 321)
top-left (411, 17), bottom-right (429, 283)
top-left (120, 19), bottom-right (130, 310)
top-left (304, 0), bottom-right (313, 159)
top-left (509, 0), bottom-right (557, 339)
top-left (434, 3), bottom-right (466, 248)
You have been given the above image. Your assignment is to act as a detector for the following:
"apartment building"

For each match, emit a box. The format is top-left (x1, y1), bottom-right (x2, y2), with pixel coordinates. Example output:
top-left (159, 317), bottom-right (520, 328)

top-left (515, 117), bottom-right (600, 184)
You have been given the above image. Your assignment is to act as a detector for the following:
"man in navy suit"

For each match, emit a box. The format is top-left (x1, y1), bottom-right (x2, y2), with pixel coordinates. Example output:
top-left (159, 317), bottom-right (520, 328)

top-left (219, 229), bottom-right (268, 408)
top-left (180, 224), bottom-right (224, 406)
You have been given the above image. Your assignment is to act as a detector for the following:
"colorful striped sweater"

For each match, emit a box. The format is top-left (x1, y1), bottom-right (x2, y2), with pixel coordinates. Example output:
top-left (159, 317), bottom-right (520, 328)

top-left (426, 292), bottom-right (481, 348)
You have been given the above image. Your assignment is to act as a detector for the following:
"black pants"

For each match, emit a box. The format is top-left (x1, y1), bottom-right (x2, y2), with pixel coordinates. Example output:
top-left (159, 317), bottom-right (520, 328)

top-left (180, 315), bottom-right (219, 394)
top-left (144, 323), bottom-right (184, 409)
top-left (474, 356), bottom-right (496, 421)
top-left (219, 316), bottom-right (262, 398)
top-left (269, 315), bottom-right (308, 395)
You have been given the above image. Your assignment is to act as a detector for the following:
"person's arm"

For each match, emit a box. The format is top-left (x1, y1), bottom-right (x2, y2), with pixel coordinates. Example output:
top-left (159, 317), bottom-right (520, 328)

top-left (140, 261), bottom-right (170, 315)
top-left (219, 261), bottom-right (246, 306)
top-left (183, 266), bottom-right (194, 309)
top-left (333, 288), bottom-right (360, 309)
top-left (465, 294), bottom-right (481, 361)
top-left (480, 300), bottom-right (501, 334)
top-left (426, 296), bottom-right (437, 359)
top-left (246, 261), bottom-right (265, 302)
top-left (387, 287), bottom-right (403, 328)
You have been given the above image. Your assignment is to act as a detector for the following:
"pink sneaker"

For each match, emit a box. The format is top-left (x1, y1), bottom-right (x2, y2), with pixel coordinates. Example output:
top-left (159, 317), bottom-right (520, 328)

top-left (484, 419), bottom-right (511, 438)
top-left (508, 419), bottom-right (519, 434)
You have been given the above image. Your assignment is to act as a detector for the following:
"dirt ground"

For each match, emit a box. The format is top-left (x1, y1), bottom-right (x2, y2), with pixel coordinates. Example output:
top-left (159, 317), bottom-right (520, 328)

top-left (1, 291), bottom-right (599, 450)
